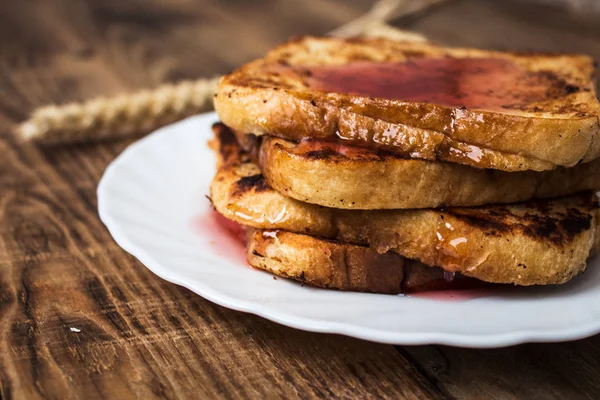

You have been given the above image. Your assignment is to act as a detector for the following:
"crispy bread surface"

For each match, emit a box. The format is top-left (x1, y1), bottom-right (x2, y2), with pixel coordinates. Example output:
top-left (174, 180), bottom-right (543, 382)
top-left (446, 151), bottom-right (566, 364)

top-left (256, 133), bottom-right (600, 209)
top-left (215, 36), bottom-right (600, 171)
top-left (247, 228), bottom-right (405, 293)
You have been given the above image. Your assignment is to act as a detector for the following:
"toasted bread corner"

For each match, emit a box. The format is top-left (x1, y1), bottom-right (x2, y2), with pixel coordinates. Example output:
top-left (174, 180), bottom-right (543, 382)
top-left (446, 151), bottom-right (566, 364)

top-left (215, 36), bottom-right (600, 171)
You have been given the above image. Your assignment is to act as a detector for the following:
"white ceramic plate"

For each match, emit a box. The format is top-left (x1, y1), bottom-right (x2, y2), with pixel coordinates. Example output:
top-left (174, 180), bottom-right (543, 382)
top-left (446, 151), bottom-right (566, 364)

top-left (98, 112), bottom-right (600, 348)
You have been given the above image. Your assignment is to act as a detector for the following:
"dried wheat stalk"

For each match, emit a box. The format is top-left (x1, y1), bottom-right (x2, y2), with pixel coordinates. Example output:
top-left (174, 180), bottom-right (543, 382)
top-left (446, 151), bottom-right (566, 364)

top-left (18, 78), bottom-right (219, 144)
top-left (17, 0), bottom-right (437, 144)
top-left (360, 21), bottom-right (428, 42)
top-left (330, 0), bottom-right (445, 38)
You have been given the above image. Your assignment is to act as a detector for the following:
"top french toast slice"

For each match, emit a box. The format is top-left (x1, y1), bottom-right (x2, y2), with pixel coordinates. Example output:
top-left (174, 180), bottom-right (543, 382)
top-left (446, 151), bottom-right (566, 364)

top-left (214, 36), bottom-right (600, 171)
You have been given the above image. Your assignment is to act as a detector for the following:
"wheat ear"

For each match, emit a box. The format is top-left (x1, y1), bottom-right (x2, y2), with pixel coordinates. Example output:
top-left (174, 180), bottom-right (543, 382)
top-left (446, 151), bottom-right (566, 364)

top-left (17, 78), bottom-right (219, 144)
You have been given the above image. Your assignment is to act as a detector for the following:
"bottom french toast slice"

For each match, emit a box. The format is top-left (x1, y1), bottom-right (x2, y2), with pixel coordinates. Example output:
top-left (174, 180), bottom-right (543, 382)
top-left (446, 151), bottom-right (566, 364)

top-left (246, 228), bottom-right (480, 294)
top-left (210, 123), bottom-right (600, 286)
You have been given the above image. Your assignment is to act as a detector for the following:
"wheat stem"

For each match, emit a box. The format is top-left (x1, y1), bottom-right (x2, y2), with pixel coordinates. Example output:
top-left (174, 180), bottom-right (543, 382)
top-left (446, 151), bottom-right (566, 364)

top-left (17, 78), bottom-right (219, 144)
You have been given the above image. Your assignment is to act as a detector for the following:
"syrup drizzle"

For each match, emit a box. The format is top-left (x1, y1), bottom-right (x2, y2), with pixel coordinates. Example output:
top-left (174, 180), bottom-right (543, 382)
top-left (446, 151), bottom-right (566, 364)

top-left (302, 58), bottom-right (572, 111)
top-left (294, 138), bottom-right (388, 159)
top-left (449, 144), bottom-right (484, 163)
top-left (291, 104), bottom-right (495, 168)
top-left (434, 216), bottom-right (470, 272)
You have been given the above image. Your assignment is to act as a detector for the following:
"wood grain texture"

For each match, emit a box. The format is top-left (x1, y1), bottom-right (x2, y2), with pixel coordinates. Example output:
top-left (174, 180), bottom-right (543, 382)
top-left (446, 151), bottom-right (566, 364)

top-left (1, 0), bottom-right (600, 399)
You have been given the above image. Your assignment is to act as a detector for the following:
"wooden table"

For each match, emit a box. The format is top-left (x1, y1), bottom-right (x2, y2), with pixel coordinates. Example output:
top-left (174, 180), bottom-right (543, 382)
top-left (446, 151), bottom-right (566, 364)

top-left (2, 1), bottom-right (600, 398)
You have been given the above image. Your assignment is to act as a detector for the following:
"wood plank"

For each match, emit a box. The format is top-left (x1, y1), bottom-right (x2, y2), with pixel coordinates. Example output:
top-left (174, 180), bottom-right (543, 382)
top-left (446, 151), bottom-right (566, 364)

top-left (0, 136), bottom-right (443, 398)
top-left (400, 338), bottom-right (600, 400)
top-left (408, 0), bottom-right (600, 56)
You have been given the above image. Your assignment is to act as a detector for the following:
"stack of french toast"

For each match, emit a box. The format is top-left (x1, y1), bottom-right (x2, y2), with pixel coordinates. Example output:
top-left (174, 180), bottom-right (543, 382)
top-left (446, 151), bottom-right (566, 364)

top-left (209, 36), bottom-right (600, 294)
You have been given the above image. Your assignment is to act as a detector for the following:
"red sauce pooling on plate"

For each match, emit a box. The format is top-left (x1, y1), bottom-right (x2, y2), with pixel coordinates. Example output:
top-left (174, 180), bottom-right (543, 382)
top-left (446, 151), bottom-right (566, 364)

top-left (409, 289), bottom-right (492, 302)
top-left (303, 58), bottom-right (568, 110)
top-left (192, 209), bottom-right (248, 266)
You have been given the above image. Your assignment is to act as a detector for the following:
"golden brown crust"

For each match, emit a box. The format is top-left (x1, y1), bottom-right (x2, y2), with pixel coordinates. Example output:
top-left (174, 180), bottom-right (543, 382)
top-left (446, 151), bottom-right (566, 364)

top-left (247, 229), bottom-right (478, 294)
top-left (257, 133), bottom-right (600, 209)
top-left (210, 125), bottom-right (600, 285)
top-left (247, 229), bottom-right (405, 293)
top-left (214, 36), bottom-right (600, 171)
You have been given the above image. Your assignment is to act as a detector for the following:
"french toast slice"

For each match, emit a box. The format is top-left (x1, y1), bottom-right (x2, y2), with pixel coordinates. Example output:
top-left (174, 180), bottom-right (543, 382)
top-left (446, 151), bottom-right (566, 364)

top-left (210, 124), bottom-right (600, 286)
top-left (247, 228), bottom-right (481, 294)
top-left (256, 132), bottom-right (600, 209)
top-left (214, 36), bottom-right (600, 171)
